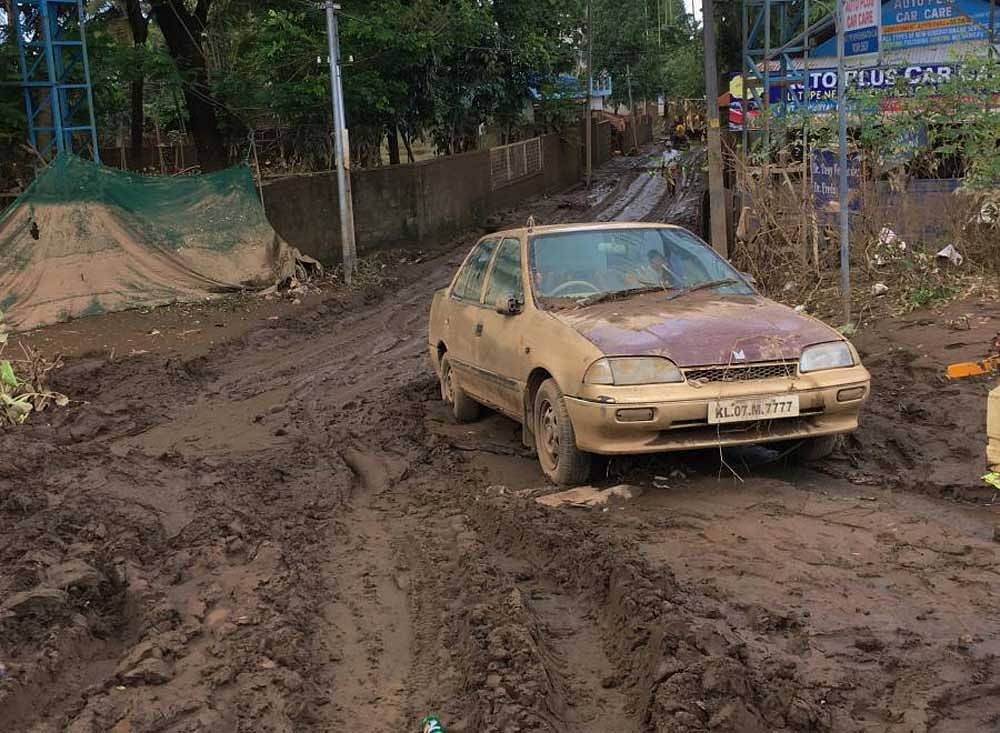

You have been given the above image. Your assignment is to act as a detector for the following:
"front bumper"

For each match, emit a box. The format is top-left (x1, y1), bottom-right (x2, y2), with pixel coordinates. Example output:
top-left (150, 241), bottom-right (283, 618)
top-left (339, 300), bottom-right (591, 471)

top-left (564, 365), bottom-right (870, 455)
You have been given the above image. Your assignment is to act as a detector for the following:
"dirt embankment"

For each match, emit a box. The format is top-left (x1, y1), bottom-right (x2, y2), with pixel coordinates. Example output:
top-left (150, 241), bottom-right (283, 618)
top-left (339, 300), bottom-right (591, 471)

top-left (845, 296), bottom-right (1000, 500)
top-left (1, 145), bottom-right (997, 732)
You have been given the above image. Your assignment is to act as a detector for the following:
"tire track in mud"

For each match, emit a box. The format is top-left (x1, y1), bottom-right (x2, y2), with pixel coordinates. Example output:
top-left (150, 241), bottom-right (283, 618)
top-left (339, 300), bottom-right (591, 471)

top-left (0, 144), bottom-right (757, 731)
top-left (493, 542), bottom-right (634, 730)
top-left (4, 141), bottom-right (995, 732)
top-left (318, 463), bottom-right (413, 731)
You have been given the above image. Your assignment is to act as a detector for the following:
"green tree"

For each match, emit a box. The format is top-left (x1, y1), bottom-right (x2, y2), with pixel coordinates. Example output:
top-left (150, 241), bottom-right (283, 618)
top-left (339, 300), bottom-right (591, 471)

top-left (592, 0), bottom-right (701, 104)
top-left (1, 0), bottom-right (28, 181)
top-left (149, 0), bottom-right (227, 171)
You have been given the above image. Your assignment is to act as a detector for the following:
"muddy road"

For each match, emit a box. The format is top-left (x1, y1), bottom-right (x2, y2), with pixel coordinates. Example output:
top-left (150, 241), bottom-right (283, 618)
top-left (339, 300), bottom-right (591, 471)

top-left (1, 147), bottom-right (998, 732)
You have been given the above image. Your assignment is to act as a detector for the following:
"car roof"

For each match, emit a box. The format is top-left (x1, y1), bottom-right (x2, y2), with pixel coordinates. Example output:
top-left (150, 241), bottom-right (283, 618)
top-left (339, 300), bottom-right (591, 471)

top-left (483, 221), bottom-right (685, 240)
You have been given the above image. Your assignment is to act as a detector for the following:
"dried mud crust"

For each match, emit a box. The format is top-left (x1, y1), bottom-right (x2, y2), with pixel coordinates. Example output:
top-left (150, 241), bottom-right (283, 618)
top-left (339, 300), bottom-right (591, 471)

top-left (1, 146), bottom-right (997, 733)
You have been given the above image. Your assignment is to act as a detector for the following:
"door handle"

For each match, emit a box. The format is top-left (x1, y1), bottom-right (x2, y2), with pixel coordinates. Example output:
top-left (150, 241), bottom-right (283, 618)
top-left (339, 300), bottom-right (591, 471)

top-left (474, 323), bottom-right (483, 337)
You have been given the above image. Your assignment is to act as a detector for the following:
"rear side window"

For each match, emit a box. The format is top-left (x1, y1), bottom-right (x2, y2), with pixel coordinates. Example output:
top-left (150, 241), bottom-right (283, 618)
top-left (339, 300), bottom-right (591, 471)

top-left (484, 238), bottom-right (523, 305)
top-left (452, 239), bottom-right (497, 302)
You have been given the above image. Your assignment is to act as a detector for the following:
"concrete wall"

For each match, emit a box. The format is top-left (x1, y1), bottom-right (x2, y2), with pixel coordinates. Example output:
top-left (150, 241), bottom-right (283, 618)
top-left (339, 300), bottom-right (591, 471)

top-left (263, 132), bottom-right (584, 264)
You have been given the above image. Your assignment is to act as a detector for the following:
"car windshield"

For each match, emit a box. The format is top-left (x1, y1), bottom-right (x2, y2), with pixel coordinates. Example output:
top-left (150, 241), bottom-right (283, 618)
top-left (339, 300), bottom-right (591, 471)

top-left (528, 227), bottom-right (753, 309)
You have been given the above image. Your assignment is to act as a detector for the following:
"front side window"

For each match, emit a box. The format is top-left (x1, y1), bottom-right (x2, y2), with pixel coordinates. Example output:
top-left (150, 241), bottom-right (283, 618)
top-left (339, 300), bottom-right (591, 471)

top-left (484, 238), bottom-right (523, 306)
top-left (528, 227), bottom-right (752, 308)
top-left (452, 239), bottom-right (497, 302)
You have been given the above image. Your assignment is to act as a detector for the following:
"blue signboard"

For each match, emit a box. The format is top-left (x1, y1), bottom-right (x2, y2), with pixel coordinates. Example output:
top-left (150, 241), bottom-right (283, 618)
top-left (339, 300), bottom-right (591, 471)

top-left (883, 0), bottom-right (994, 50)
top-left (812, 150), bottom-right (862, 214)
top-left (846, 25), bottom-right (881, 55)
top-left (767, 63), bottom-right (958, 114)
top-left (811, 0), bottom-right (998, 56)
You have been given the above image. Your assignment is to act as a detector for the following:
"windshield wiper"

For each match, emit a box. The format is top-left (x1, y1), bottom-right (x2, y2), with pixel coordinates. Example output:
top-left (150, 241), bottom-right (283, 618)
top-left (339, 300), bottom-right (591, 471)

top-left (576, 285), bottom-right (666, 308)
top-left (666, 278), bottom-right (738, 301)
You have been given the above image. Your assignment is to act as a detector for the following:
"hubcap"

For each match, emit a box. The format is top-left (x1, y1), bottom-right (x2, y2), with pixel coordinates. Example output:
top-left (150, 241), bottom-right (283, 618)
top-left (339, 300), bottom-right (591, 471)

top-left (538, 399), bottom-right (560, 470)
top-left (443, 368), bottom-right (455, 404)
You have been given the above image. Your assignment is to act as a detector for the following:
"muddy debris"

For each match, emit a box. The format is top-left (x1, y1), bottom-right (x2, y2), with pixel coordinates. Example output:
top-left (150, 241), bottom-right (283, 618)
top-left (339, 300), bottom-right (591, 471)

top-left (535, 484), bottom-right (643, 508)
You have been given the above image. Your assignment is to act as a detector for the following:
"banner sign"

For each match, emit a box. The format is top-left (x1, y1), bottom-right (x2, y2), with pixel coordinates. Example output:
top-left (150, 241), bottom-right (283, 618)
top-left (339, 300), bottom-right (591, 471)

top-left (883, 0), bottom-right (995, 50)
top-left (844, 0), bottom-right (881, 57)
top-left (767, 63), bottom-right (957, 113)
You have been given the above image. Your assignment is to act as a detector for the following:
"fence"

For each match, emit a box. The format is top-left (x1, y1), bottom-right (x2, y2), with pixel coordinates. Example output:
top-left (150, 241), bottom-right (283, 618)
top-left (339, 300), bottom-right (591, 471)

top-left (489, 137), bottom-right (543, 190)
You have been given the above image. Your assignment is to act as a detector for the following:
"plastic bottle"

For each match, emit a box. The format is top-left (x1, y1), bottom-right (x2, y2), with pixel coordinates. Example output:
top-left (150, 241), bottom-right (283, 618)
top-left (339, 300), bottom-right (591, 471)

top-left (421, 716), bottom-right (445, 733)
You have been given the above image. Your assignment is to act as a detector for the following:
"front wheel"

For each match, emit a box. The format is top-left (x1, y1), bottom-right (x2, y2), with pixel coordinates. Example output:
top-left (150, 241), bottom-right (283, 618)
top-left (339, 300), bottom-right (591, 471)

top-left (781, 434), bottom-right (840, 462)
top-left (533, 379), bottom-right (592, 485)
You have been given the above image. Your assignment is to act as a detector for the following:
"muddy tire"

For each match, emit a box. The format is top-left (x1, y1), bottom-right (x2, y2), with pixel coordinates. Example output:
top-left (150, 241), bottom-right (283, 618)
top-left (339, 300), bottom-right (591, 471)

top-left (533, 379), bottom-right (591, 485)
top-left (787, 434), bottom-right (840, 462)
top-left (440, 355), bottom-right (479, 423)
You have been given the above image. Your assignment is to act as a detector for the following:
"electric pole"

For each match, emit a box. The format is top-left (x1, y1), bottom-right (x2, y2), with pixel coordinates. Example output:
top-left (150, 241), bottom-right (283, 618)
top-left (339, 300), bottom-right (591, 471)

top-left (627, 64), bottom-right (639, 153)
top-left (586, 0), bottom-right (593, 189)
top-left (702, 0), bottom-right (728, 256)
top-left (990, 0), bottom-right (996, 57)
top-left (323, 1), bottom-right (357, 284)
top-left (836, 0), bottom-right (851, 324)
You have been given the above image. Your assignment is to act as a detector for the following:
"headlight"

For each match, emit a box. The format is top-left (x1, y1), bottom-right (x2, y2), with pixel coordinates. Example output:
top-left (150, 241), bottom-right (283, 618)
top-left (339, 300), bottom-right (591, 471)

top-left (583, 357), bottom-right (684, 385)
top-left (799, 342), bottom-right (854, 373)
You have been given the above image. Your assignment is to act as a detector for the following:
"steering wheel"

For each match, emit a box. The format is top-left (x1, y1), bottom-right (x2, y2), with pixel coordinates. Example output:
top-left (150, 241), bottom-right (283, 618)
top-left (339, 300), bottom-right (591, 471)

top-left (549, 280), bottom-right (601, 297)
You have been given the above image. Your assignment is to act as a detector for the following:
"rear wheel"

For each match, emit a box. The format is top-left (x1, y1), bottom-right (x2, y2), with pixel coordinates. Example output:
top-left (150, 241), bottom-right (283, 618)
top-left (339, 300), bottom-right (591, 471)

top-left (534, 379), bottom-right (591, 485)
top-left (440, 355), bottom-right (479, 423)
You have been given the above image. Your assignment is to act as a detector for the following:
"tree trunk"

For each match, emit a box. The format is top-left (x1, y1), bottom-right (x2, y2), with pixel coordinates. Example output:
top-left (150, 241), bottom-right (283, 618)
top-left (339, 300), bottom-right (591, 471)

top-left (150, 0), bottom-right (227, 172)
top-left (124, 0), bottom-right (149, 170)
top-left (128, 77), bottom-right (144, 169)
top-left (387, 124), bottom-right (400, 165)
top-left (402, 131), bottom-right (415, 163)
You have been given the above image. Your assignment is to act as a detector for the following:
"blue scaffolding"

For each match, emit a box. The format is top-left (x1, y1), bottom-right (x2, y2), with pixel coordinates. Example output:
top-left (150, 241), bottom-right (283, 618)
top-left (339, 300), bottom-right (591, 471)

top-left (741, 0), bottom-right (826, 154)
top-left (11, 0), bottom-right (100, 162)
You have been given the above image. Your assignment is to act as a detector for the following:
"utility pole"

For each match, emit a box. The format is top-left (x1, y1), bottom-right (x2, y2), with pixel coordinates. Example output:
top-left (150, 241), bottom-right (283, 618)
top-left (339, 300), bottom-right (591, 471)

top-left (586, 0), bottom-right (593, 188)
top-left (990, 0), bottom-right (996, 58)
top-left (657, 0), bottom-right (663, 46)
top-left (626, 64), bottom-right (639, 152)
top-left (836, 0), bottom-right (851, 324)
top-left (702, 0), bottom-right (728, 256)
top-left (323, 1), bottom-right (357, 284)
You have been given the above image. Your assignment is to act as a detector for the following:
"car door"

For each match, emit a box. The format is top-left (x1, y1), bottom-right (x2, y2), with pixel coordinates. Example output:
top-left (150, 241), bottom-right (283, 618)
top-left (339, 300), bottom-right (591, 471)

top-left (475, 237), bottom-right (527, 418)
top-left (445, 238), bottom-right (497, 401)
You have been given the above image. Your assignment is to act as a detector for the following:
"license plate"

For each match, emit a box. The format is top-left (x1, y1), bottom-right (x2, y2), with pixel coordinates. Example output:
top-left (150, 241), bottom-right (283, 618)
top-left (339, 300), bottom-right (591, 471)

top-left (708, 395), bottom-right (800, 424)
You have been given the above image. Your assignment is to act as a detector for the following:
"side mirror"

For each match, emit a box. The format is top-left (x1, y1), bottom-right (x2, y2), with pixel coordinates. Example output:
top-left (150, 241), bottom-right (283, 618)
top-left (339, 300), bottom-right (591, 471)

top-left (740, 271), bottom-right (757, 286)
top-left (494, 294), bottom-right (522, 316)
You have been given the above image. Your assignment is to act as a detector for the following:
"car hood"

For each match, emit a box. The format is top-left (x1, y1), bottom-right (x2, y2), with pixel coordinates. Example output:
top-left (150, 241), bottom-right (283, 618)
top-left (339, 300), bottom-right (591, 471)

top-left (550, 292), bottom-right (840, 367)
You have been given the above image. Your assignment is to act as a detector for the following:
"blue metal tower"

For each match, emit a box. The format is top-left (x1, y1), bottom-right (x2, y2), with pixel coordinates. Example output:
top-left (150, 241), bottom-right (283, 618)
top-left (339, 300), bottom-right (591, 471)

top-left (11, 0), bottom-right (100, 162)
top-left (741, 0), bottom-right (820, 153)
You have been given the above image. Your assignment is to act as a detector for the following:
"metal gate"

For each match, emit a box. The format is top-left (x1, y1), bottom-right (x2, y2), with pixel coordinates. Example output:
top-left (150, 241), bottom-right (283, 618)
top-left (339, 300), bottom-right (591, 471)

top-left (490, 137), bottom-right (543, 190)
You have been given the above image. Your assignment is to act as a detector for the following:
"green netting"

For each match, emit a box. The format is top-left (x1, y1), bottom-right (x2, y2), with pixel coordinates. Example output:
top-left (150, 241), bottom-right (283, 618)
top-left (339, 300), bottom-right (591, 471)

top-left (0, 153), bottom-right (297, 332)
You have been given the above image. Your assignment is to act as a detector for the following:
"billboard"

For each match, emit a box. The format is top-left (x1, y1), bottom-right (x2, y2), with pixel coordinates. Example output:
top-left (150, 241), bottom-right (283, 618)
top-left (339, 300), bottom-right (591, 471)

top-left (809, 0), bottom-right (999, 55)
top-left (883, 0), bottom-right (995, 50)
top-left (767, 63), bottom-right (958, 114)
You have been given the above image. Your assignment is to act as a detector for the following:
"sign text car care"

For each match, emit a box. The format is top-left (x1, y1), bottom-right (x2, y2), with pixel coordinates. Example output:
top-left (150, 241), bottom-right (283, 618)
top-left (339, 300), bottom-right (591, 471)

top-left (844, 0), bottom-right (881, 57)
top-left (884, 0), bottom-right (996, 50)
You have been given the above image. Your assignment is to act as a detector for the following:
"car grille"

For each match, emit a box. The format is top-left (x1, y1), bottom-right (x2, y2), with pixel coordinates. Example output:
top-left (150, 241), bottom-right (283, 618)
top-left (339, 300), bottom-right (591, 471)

top-left (683, 360), bottom-right (798, 383)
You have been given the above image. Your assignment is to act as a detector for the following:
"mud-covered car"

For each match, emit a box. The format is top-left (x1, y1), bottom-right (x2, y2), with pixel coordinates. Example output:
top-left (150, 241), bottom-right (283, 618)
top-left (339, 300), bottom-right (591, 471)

top-left (428, 222), bottom-right (870, 484)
